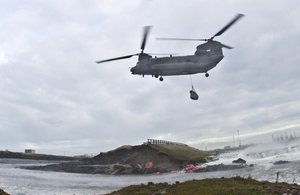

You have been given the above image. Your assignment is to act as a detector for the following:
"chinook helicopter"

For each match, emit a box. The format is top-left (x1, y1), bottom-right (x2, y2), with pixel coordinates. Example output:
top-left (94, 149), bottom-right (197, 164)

top-left (96, 13), bottom-right (244, 83)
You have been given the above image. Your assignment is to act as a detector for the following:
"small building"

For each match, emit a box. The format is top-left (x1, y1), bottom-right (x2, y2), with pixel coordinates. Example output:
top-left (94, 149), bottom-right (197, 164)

top-left (224, 146), bottom-right (231, 149)
top-left (25, 149), bottom-right (35, 154)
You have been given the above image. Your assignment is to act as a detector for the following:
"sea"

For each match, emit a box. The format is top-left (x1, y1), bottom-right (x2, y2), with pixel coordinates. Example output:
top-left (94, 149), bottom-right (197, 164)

top-left (1, 140), bottom-right (300, 195)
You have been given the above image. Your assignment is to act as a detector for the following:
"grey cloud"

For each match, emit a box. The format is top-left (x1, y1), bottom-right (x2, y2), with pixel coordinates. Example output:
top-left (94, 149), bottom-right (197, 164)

top-left (1, 0), bottom-right (300, 155)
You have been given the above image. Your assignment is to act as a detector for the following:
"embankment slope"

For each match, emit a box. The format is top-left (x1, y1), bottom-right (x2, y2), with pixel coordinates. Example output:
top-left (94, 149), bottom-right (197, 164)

top-left (22, 144), bottom-right (210, 174)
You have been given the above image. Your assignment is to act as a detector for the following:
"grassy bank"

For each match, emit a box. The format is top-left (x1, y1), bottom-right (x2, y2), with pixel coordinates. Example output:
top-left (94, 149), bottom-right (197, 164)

top-left (149, 144), bottom-right (209, 161)
top-left (2, 176), bottom-right (298, 194)
top-left (107, 176), bottom-right (297, 195)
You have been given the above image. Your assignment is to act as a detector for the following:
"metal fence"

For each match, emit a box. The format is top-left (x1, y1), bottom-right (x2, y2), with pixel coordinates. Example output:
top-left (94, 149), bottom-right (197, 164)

top-left (144, 139), bottom-right (187, 146)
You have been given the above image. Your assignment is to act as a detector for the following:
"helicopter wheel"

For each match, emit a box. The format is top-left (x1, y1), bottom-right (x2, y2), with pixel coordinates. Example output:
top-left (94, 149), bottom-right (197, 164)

top-left (154, 73), bottom-right (159, 78)
top-left (205, 73), bottom-right (209, 77)
top-left (159, 77), bottom-right (164, 82)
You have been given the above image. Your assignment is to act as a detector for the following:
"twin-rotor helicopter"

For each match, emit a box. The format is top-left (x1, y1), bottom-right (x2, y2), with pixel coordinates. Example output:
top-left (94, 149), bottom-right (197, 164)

top-left (96, 14), bottom-right (244, 100)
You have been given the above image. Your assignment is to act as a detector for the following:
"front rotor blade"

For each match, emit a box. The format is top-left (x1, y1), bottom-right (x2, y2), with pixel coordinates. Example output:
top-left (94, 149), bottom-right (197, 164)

top-left (212, 13), bottom-right (244, 39)
top-left (141, 26), bottom-right (152, 52)
top-left (96, 54), bottom-right (138, 63)
top-left (156, 38), bottom-right (207, 41)
top-left (222, 44), bottom-right (234, 49)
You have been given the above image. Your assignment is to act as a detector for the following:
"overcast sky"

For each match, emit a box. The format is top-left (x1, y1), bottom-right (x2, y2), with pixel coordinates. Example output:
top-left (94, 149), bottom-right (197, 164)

top-left (1, 0), bottom-right (300, 156)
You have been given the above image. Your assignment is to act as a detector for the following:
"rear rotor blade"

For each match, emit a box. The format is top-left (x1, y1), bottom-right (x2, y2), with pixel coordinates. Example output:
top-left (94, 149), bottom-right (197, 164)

top-left (96, 54), bottom-right (138, 64)
top-left (148, 52), bottom-right (179, 56)
top-left (211, 13), bottom-right (244, 39)
top-left (141, 26), bottom-right (152, 52)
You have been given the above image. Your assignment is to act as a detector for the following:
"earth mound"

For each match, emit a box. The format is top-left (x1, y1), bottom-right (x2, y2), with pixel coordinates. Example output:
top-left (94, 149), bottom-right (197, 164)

top-left (22, 144), bottom-right (210, 174)
top-left (87, 144), bottom-right (209, 173)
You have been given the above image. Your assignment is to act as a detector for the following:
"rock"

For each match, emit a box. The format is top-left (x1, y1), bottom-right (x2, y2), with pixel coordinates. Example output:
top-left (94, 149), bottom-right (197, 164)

top-left (291, 186), bottom-right (300, 190)
top-left (266, 187), bottom-right (272, 191)
top-left (22, 162), bottom-right (113, 174)
top-left (232, 158), bottom-right (246, 164)
top-left (113, 165), bottom-right (126, 174)
top-left (193, 164), bottom-right (244, 173)
top-left (147, 182), bottom-right (154, 186)
top-left (273, 160), bottom-right (290, 165)
top-left (131, 164), bottom-right (142, 173)
top-left (259, 181), bottom-right (267, 185)
top-left (113, 164), bottom-right (125, 170)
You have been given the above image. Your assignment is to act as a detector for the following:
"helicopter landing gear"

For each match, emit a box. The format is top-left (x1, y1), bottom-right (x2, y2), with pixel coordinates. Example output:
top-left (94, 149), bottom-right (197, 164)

top-left (205, 72), bottom-right (209, 77)
top-left (154, 73), bottom-right (163, 81)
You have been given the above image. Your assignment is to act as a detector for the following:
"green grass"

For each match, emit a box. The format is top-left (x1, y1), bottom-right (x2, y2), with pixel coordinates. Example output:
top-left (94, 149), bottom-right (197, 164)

top-left (105, 145), bottom-right (133, 153)
top-left (149, 144), bottom-right (209, 161)
top-left (107, 176), bottom-right (293, 195)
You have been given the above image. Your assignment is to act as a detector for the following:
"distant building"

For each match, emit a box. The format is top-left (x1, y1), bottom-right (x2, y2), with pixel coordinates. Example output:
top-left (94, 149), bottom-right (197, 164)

top-left (224, 146), bottom-right (231, 149)
top-left (25, 149), bottom-right (35, 154)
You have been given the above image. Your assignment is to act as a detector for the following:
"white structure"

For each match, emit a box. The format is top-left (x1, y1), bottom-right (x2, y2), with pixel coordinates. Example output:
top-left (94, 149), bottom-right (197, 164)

top-left (25, 149), bottom-right (35, 154)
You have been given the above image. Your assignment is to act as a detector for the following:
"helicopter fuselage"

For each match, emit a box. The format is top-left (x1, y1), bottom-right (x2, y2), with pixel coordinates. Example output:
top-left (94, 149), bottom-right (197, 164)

top-left (97, 14), bottom-right (244, 83)
top-left (130, 40), bottom-right (224, 78)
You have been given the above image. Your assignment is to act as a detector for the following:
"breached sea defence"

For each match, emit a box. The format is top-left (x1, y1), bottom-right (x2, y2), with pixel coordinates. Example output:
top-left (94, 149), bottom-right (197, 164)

top-left (22, 144), bottom-right (211, 174)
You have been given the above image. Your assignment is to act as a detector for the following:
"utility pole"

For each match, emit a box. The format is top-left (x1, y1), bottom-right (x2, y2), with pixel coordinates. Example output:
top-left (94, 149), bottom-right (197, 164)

top-left (237, 130), bottom-right (241, 147)
top-left (233, 135), bottom-right (235, 148)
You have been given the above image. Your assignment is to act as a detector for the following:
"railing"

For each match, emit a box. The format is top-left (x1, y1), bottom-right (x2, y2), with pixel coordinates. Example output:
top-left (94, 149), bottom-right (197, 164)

top-left (144, 139), bottom-right (187, 146)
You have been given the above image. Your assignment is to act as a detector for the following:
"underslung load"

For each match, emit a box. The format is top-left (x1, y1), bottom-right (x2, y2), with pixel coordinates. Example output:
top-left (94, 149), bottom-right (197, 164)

top-left (190, 86), bottom-right (199, 100)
